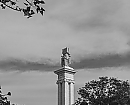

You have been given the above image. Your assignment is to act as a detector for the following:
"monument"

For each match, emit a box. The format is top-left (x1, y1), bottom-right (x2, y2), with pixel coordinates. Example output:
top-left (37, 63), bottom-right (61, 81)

top-left (54, 47), bottom-right (76, 105)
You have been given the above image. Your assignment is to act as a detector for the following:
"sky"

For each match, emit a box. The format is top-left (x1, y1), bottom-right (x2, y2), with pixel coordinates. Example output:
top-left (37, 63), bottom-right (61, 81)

top-left (1, 0), bottom-right (130, 105)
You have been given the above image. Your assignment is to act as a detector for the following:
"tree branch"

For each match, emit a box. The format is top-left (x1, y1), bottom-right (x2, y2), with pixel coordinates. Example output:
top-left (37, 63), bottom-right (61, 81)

top-left (0, 0), bottom-right (45, 18)
top-left (2, 3), bottom-right (21, 12)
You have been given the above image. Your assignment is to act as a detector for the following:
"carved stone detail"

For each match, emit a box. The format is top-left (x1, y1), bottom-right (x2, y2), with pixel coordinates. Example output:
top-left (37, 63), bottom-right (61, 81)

top-left (61, 47), bottom-right (71, 67)
top-left (56, 78), bottom-right (75, 84)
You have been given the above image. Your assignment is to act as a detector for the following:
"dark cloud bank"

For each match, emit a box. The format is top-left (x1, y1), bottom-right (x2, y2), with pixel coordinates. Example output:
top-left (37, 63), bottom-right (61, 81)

top-left (0, 53), bottom-right (130, 72)
top-left (71, 53), bottom-right (130, 69)
top-left (0, 59), bottom-right (60, 72)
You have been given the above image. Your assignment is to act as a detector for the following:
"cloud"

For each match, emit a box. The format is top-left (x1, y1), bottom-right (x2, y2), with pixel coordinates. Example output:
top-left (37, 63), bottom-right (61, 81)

top-left (1, 52), bottom-right (130, 71)
top-left (1, 0), bottom-right (130, 71)
top-left (71, 53), bottom-right (130, 69)
top-left (0, 58), bottom-right (60, 71)
top-left (46, 0), bottom-right (130, 67)
top-left (48, 0), bottom-right (122, 30)
top-left (47, 0), bottom-right (130, 56)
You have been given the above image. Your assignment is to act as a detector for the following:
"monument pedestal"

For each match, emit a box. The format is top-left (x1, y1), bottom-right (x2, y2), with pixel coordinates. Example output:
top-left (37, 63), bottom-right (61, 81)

top-left (54, 66), bottom-right (76, 105)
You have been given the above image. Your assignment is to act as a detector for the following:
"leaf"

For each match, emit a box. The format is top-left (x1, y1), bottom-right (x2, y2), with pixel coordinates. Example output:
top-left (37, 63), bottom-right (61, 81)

top-left (24, 2), bottom-right (28, 6)
top-left (36, 6), bottom-right (40, 13)
top-left (30, 10), bottom-right (35, 15)
top-left (26, 6), bottom-right (30, 11)
top-left (5, 0), bottom-right (10, 2)
top-left (41, 7), bottom-right (45, 11)
top-left (1, 0), bottom-right (7, 3)
top-left (27, 15), bottom-right (32, 18)
top-left (40, 7), bottom-right (45, 15)
top-left (16, 6), bottom-right (22, 11)
top-left (1, 4), bottom-right (5, 9)
top-left (33, 1), bottom-right (37, 6)
top-left (4, 97), bottom-right (7, 100)
top-left (10, 1), bottom-right (16, 5)
top-left (23, 9), bottom-right (29, 16)
top-left (7, 92), bottom-right (11, 96)
top-left (40, 10), bottom-right (43, 15)
top-left (39, 0), bottom-right (45, 4)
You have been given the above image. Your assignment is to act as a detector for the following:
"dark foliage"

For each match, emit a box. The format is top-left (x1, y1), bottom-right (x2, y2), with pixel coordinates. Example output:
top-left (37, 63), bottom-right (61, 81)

top-left (0, 86), bottom-right (14, 105)
top-left (75, 76), bottom-right (130, 105)
top-left (0, 0), bottom-right (45, 18)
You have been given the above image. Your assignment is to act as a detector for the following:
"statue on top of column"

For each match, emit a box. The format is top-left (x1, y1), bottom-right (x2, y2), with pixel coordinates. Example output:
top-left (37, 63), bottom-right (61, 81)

top-left (61, 47), bottom-right (71, 67)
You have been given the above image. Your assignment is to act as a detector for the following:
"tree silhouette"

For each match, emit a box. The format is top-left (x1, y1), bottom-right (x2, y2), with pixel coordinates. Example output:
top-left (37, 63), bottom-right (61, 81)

top-left (0, 86), bottom-right (12, 105)
top-left (75, 77), bottom-right (130, 105)
top-left (0, 0), bottom-right (45, 18)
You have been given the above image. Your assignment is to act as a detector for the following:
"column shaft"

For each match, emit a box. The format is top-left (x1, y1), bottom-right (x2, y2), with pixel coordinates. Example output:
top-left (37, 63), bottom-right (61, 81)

top-left (62, 82), bottom-right (65, 105)
top-left (69, 83), bottom-right (71, 105)
top-left (58, 83), bottom-right (62, 105)
top-left (70, 83), bottom-right (74, 105)
top-left (65, 82), bottom-right (69, 105)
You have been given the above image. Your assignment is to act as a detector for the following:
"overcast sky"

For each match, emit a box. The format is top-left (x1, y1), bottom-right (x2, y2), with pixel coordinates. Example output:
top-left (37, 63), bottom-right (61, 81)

top-left (1, 0), bottom-right (130, 105)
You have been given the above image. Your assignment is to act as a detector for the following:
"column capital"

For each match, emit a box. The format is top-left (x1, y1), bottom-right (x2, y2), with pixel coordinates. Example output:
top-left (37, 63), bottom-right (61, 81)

top-left (54, 66), bottom-right (76, 75)
top-left (56, 78), bottom-right (75, 84)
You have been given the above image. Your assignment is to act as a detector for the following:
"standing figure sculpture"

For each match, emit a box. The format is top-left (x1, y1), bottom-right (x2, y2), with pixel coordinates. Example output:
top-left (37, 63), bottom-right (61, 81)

top-left (61, 47), bottom-right (71, 67)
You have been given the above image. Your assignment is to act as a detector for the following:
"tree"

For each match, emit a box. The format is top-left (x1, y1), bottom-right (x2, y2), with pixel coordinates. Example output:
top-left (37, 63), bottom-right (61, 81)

top-left (0, 0), bottom-right (45, 18)
top-left (75, 77), bottom-right (130, 105)
top-left (0, 86), bottom-right (12, 105)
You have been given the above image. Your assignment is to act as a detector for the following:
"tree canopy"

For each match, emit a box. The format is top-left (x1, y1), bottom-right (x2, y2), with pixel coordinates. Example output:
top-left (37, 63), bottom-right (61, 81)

top-left (75, 77), bottom-right (130, 105)
top-left (0, 86), bottom-right (13, 105)
top-left (0, 0), bottom-right (45, 18)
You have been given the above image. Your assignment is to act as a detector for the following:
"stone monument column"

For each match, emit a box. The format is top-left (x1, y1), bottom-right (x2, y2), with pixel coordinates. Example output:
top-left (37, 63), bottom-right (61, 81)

top-left (54, 47), bottom-right (76, 105)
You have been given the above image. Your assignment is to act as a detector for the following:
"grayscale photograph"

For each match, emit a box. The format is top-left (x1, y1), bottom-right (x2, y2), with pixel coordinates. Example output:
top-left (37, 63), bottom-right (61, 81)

top-left (0, 0), bottom-right (130, 105)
